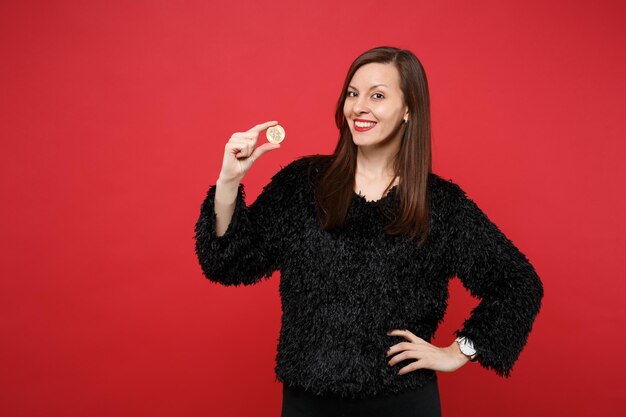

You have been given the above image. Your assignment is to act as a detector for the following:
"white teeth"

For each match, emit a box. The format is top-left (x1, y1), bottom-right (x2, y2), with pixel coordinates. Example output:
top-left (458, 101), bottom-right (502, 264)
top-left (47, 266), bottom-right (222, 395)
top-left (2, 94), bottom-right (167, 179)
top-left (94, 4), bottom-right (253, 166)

top-left (355, 121), bottom-right (376, 127)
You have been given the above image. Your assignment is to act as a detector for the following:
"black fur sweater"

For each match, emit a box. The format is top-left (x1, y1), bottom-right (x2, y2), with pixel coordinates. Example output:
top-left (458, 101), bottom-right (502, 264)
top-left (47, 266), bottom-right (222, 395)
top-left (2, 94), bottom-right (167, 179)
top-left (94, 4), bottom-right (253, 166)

top-left (193, 155), bottom-right (544, 399)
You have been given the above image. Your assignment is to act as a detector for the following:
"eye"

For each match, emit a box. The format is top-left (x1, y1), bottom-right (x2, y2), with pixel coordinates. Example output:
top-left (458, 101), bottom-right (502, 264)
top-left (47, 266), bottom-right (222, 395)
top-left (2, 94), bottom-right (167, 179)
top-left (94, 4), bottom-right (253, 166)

top-left (346, 91), bottom-right (385, 99)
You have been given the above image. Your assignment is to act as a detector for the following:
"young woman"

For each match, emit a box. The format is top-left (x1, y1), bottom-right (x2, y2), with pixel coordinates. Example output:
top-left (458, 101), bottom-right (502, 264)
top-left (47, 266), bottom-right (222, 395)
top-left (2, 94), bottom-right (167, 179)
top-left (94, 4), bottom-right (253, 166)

top-left (194, 46), bottom-right (544, 417)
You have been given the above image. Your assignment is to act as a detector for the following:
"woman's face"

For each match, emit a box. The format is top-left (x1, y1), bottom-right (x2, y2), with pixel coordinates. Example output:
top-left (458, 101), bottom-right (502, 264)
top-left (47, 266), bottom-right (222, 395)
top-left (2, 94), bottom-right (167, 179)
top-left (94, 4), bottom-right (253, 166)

top-left (343, 62), bottom-right (409, 148)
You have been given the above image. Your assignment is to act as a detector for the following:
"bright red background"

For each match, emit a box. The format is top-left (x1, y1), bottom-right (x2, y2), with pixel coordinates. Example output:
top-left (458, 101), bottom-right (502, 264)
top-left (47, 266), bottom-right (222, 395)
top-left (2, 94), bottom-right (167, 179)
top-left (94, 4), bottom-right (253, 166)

top-left (1, 1), bottom-right (624, 416)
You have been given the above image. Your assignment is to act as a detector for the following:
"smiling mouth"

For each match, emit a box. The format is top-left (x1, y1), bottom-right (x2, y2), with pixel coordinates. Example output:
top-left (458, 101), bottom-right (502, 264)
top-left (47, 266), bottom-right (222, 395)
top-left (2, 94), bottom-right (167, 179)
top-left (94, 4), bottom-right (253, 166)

top-left (354, 120), bottom-right (377, 132)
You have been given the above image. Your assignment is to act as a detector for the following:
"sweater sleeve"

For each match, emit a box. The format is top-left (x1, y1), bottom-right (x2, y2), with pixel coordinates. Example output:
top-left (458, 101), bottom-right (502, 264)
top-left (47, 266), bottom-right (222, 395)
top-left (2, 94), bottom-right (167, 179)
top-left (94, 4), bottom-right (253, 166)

top-left (446, 181), bottom-right (544, 378)
top-left (193, 159), bottom-right (303, 286)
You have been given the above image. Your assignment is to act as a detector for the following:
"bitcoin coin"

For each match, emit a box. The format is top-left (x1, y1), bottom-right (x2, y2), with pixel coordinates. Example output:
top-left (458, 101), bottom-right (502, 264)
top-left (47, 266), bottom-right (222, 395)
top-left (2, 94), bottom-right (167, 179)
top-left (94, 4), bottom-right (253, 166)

top-left (266, 125), bottom-right (285, 144)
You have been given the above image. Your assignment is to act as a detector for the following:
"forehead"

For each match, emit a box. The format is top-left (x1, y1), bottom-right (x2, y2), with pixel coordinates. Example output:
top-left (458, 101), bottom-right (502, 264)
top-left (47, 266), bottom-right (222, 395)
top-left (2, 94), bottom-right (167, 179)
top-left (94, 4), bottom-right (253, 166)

top-left (349, 62), bottom-right (400, 89)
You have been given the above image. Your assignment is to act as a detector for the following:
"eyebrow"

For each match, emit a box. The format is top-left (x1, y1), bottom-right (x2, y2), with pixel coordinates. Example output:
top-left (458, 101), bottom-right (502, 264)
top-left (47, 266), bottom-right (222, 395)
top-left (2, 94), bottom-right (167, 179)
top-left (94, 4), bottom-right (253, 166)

top-left (348, 84), bottom-right (389, 90)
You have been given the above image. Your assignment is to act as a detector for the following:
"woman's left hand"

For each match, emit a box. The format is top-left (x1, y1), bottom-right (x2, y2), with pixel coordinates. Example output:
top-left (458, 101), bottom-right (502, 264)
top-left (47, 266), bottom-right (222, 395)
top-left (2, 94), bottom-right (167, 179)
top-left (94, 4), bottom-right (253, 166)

top-left (386, 329), bottom-right (470, 375)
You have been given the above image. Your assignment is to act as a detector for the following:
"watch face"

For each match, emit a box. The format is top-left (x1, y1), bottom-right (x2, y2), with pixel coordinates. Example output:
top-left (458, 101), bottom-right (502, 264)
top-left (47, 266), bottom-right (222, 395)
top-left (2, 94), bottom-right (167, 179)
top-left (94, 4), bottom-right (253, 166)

top-left (461, 344), bottom-right (476, 355)
top-left (457, 337), bottom-right (477, 355)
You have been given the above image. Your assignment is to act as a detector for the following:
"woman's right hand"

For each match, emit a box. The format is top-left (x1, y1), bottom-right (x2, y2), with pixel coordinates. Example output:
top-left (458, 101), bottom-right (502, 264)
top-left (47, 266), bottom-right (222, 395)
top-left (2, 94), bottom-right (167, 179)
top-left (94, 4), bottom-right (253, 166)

top-left (219, 120), bottom-right (282, 183)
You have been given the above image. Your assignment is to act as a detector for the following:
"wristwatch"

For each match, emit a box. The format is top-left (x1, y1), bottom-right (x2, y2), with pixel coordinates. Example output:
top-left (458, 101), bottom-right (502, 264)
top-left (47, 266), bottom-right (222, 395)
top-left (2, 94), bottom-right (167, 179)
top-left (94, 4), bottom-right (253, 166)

top-left (455, 336), bottom-right (479, 361)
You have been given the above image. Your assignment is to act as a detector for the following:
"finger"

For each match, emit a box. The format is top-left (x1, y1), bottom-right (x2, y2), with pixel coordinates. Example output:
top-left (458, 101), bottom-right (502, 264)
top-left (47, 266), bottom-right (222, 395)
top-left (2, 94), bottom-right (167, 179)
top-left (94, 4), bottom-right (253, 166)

top-left (232, 131), bottom-right (259, 140)
top-left (387, 329), bottom-right (409, 336)
top-left (250, 142), bottom-right (280, 161)
top-left (387, 341), bottom-right (409, 357)
top-left (229, 138), bottom-right (254, 150)
top-left (227, 139), bottom-right (252, 152)
top-left (388, 350), bottom-right (408, 366)
top-left (398, 360), bottom-right (422, 375)
top-left (225, 141), bottom-right (244, 155)
top-left (387, 329), bottom-right (420, 343)
top-left (247, 120), bottom-right (279, 133)
top-left (388, 350), bottom-right (423, 365)
top-left (232, 132), bottom-right (257, 139)
top-left (226, 141), bottom-right (253, 159)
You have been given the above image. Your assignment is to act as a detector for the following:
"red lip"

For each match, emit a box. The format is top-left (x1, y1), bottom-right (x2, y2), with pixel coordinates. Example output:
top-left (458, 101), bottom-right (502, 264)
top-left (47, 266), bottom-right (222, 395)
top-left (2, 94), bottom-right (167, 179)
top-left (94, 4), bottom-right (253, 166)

top-left (354, 119), bottom-right (377, 132)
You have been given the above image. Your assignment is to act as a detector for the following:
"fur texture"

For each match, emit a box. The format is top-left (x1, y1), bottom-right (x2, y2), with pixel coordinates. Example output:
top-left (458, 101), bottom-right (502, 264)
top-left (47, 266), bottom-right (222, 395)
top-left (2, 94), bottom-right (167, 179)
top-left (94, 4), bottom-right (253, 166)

top-left (194, 155), bottom-right (544, 399)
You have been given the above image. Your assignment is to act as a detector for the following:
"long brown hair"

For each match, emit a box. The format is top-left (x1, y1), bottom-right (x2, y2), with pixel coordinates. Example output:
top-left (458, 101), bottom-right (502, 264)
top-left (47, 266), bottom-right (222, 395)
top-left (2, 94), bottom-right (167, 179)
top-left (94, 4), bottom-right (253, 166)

top-left (306, 46), bottom-right (432, 246)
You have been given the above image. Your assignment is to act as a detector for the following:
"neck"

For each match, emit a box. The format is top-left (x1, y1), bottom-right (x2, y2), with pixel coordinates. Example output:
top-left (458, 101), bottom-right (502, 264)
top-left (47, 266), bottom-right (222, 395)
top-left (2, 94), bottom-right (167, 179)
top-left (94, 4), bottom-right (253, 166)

top-left (355, 154), bottom-right (396, 180)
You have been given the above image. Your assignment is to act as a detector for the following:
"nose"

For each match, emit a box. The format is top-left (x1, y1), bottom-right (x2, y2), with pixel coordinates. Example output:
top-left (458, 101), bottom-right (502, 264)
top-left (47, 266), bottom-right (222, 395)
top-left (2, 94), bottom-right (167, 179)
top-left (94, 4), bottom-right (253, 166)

top-left (351, 94), bottom-right (370, 116)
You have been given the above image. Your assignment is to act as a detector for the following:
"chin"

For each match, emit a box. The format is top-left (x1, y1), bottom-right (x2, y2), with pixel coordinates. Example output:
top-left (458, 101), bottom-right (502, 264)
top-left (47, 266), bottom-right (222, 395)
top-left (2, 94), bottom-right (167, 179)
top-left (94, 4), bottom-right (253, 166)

top-left (353, 138), bottom-right (383, 148)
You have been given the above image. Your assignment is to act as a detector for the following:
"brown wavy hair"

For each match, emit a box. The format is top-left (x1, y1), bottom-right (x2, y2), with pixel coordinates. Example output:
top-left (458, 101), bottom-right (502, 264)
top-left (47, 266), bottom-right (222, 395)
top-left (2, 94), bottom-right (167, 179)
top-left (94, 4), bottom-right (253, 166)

top-left (306, 46), bottom-right (432, 246)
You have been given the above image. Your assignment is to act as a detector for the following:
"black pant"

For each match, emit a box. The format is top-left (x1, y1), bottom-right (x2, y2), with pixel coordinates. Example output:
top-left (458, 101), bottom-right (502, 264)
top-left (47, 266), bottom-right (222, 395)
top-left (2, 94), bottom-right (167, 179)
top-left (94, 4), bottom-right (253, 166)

top-left (280, 374), bottom-right (442, 417)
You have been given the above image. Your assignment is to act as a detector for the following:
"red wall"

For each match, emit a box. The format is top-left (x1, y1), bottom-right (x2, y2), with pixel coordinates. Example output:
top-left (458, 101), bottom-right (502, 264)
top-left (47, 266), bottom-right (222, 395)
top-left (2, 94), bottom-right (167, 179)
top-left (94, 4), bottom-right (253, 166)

top-left (1, 0), bottom-right (624, 416)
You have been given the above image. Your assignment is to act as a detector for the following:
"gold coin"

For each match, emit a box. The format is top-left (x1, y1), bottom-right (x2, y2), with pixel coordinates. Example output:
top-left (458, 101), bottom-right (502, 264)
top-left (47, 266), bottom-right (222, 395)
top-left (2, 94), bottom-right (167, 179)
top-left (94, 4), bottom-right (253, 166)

top-left (266, 124), bottom-right (285, 144)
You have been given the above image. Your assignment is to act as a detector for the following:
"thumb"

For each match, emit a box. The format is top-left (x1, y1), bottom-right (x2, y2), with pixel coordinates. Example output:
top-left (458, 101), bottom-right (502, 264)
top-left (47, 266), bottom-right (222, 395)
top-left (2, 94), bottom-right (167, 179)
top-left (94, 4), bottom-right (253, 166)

top-left (250, 142), bottom-right (281, 161)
